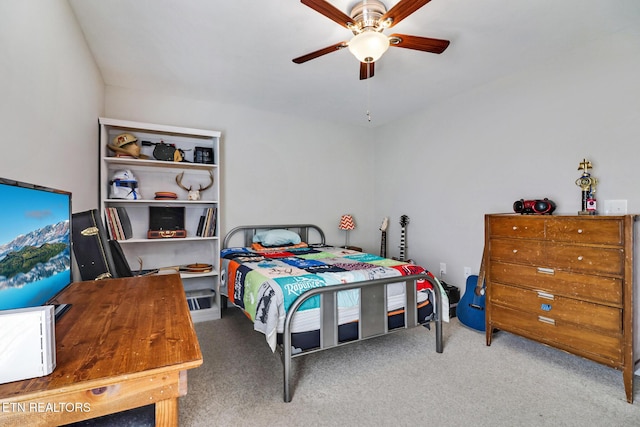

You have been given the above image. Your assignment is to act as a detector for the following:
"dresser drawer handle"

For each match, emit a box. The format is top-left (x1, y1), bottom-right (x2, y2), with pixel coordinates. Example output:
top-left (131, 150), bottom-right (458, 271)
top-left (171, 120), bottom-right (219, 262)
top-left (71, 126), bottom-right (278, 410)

top-left (538, 316), bottom-right (556, 325)
top-left (536, 267), bottom-right (555, 275)
top-left (512, 226), bottom-right (518, 230)
top-left (577, 256), bottom-right (584, 261)
top-left (577, 229), bottom-right (583, 234)
top-left (537, 291), bottom-right (555, 300)
top-left (512, 249), bottom-right (518, 254)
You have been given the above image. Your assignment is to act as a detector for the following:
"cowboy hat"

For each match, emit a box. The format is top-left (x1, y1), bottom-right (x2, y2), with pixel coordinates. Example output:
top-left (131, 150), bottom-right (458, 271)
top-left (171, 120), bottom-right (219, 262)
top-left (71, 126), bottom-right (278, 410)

top-left (107, 133), bottom-right (149, 159)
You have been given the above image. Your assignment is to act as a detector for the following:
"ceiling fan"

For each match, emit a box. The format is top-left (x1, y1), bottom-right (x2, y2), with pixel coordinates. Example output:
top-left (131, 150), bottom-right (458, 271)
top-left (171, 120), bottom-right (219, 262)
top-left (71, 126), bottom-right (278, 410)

top-left (293, 0), bottom-right (450, 80)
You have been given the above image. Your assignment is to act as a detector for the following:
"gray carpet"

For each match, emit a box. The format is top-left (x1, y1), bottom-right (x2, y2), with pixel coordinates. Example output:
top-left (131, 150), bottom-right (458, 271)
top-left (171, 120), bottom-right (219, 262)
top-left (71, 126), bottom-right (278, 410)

top-left (179, 309), bottom-right (640, 426)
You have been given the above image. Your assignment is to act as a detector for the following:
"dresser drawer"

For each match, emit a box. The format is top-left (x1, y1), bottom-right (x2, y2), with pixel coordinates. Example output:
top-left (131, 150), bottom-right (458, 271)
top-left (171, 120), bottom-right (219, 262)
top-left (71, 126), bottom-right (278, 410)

top-left (490, 239), bottom-right (623, 276)
top-left (489, 261), bottom-right (623, 305)
top-left (490, 283), bottom-right (621, 333)
top-left (490, 305), bottom-right (622, 362)
top-left (488, 216), bottom-right (545, 239)
top-left (545, 244), bottom-right (624, 275)
top-left (545, 218), bottom-right (623, 245)
top-left (489, 238), bottom-right (544, 265)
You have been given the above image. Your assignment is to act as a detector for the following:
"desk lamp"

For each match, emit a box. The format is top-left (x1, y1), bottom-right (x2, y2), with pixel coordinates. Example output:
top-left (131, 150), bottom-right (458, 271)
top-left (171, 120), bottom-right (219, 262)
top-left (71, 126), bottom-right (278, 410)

top-left (339, 214), bottom-right (356, 248)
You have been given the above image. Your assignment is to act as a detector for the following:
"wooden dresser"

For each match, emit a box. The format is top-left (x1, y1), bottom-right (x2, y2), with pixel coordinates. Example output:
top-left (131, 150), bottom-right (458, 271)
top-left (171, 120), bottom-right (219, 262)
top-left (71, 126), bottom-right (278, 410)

top-left (485, 214), bottom-right (637, 403)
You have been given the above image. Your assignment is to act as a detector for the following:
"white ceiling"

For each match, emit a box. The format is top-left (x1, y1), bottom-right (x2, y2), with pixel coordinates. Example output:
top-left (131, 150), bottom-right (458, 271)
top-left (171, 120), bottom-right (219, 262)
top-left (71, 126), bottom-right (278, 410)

top-left (68, 0), bottom-right (640, 128)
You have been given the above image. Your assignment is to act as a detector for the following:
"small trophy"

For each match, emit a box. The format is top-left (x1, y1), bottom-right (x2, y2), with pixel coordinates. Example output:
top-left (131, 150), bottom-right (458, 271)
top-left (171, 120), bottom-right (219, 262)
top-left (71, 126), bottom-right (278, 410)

top-left (575, 158), bottom-right (598, 215)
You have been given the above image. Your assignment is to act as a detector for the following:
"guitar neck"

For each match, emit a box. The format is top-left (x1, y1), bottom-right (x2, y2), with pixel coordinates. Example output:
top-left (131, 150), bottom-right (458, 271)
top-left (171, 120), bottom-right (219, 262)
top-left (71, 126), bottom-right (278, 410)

top-left (476, 246), bottom-right (487, 293)
top-left (399, 228), bottom-right (406, 261)
top-left (380, 231), bottom-right (387, 258)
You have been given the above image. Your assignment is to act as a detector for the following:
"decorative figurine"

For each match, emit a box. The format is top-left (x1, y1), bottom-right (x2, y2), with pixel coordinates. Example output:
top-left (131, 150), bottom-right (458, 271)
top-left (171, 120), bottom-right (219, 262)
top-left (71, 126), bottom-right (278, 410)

top-left (575, 158), bottom-right (598, 215)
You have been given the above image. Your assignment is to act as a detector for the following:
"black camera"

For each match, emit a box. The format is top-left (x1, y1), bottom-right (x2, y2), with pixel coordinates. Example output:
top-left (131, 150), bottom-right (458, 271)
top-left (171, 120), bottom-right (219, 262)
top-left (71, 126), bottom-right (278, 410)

top-left (513, 198), bottom-right (556, 215)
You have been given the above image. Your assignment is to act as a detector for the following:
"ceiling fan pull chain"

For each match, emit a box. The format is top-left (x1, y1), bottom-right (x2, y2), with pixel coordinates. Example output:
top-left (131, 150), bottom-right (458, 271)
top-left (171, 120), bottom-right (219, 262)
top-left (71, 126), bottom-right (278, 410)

top-left (366, 73), bottom-right (372, 123)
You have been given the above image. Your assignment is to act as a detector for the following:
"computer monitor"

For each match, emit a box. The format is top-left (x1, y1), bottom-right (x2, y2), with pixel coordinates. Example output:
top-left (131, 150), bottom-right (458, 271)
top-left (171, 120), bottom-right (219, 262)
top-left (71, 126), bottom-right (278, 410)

top-left (0, 177), bottom-right (72, 314)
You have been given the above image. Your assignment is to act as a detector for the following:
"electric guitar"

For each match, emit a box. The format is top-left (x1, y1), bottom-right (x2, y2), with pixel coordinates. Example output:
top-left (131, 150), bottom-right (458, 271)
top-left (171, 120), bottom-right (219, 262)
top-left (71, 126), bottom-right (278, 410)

top-left (397, 215), bottom-right (413, 263)
top-left (379, 217), bottom-right (388, 258)
top-left (457, 247), bottom-right (487, 332)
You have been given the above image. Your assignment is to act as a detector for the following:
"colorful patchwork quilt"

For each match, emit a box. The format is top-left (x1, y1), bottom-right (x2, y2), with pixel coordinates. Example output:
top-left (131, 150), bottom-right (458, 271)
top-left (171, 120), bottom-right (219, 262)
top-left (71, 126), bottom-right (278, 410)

top-left (221, 244), bottom-right (435, 351)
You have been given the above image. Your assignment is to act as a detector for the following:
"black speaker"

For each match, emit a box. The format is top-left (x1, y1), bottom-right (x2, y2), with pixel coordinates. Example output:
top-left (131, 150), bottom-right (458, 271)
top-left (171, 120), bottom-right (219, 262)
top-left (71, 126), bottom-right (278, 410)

top-left (439, 280), bottom-right (460, 318)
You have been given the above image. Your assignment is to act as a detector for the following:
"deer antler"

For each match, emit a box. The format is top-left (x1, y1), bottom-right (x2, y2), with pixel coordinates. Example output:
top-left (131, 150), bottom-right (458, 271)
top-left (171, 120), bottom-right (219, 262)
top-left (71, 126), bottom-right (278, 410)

top-left (175, 172), bottom-right (192, 191)
top-left (198, 170), bottom-right (214, 192)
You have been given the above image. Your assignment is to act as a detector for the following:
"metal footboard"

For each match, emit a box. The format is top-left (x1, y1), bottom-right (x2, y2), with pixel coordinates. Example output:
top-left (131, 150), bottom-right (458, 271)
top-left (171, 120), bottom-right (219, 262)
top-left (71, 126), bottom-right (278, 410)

top-left (281, 273), bottom-right (444, 402)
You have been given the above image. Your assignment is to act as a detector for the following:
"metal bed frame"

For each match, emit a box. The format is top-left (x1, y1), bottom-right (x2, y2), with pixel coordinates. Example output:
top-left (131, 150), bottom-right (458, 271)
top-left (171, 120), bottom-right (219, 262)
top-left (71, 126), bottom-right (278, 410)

top-left (222, 224), bottom-right (444, 402)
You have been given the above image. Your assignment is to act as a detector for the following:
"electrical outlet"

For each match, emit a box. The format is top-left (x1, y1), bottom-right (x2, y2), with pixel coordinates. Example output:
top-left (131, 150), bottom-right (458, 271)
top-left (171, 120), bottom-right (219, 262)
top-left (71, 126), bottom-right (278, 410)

top-left (464, 267), bottom-right (472, 279)
top-left (603, 200), bottom-right (627, 215)
top-left (439, 262), bottom-right (446, 276)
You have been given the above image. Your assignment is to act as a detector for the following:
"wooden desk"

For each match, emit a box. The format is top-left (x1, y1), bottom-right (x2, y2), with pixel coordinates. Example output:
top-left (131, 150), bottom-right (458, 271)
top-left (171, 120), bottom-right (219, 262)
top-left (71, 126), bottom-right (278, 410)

top-left (0, 274), bottom-right (203, 426)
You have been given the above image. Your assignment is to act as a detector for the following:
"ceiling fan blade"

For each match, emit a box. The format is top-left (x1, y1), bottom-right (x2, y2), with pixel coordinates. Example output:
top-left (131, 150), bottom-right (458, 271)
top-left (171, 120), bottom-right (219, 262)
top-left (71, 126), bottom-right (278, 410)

top-left (359, 62), bottom-right (375, 80)
top-left (389, 34), bottom-right (450, 54)
top-left (292, 42), bottom-right (347, 64)
top-left (301, 0), bottom-right (353, 28)
top-left (381, 0), bottom-right (432, 28)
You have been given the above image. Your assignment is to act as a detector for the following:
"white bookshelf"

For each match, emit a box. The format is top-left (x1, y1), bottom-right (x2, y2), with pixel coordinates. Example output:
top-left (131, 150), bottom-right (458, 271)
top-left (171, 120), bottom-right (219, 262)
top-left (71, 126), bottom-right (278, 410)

top-left (98, 117), bottom-right (221, 322)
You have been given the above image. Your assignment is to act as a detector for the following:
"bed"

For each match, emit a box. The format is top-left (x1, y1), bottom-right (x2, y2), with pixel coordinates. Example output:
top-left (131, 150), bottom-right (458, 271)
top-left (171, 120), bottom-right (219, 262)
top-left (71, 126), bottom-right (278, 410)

top-left (220, 224), bottom-right (448, 402)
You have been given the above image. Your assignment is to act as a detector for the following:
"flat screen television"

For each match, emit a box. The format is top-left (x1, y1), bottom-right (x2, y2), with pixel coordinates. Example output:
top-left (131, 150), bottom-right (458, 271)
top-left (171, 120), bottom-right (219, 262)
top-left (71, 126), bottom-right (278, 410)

top-left (0, 177), bottom-right (72, 315)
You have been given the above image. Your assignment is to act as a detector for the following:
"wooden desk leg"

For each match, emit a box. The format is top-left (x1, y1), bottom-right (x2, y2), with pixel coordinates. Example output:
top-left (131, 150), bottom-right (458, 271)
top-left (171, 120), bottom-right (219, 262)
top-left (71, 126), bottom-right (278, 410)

top-left (155, 371), bottom-right (188, 426)
top-left (155, 398), bottom-right (178, 427)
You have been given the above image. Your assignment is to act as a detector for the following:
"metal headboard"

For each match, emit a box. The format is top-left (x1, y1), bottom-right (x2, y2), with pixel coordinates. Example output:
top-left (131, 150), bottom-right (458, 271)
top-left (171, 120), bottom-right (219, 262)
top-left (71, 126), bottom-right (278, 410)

top-left (222, 224), bottom-right (326, 248)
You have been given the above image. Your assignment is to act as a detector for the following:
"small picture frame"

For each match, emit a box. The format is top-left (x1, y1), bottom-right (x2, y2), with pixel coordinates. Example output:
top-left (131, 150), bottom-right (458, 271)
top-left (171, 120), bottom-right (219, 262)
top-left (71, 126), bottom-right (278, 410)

top-left (194, 147), bottom-right (214, 164)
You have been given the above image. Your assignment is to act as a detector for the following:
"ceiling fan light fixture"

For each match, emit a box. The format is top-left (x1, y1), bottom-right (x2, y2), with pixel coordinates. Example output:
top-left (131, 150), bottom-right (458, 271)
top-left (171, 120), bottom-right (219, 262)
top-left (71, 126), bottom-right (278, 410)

top-left (348, 30), bottom-right (390, 63)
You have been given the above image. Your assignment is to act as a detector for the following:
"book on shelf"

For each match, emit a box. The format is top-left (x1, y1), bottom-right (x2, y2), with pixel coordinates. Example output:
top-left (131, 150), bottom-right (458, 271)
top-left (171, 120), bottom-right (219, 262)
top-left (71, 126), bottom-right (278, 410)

top-left (104, 207), bottom-right (132, 240)
top-left (203, 208), bottom-right (212, 238)
top-left (196, 214), bottom-right (206, 237)
top-left (208, 207), bottom-right (217, 237)
top-left (104, 208), bottom-right (118, 240)
top-left (116, 207), bottom-right (132, 239)
top-left (187, 297), bottom-right (200, 311)
top-left (196, 207), bottom-right (217, 238)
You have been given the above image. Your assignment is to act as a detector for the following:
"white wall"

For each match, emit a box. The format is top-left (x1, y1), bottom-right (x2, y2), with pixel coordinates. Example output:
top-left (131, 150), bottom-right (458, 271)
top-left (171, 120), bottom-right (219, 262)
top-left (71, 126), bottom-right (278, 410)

top-left (104, 86), bottom-right (378, 250)
top-left (103, 25), bottom-right (640, 289)
top-left (374, 27), bottom-right (640, 288)
top-left (5, 0), bottom-right (639, 295)
top-left (0, 0), bottom-right (104, 213)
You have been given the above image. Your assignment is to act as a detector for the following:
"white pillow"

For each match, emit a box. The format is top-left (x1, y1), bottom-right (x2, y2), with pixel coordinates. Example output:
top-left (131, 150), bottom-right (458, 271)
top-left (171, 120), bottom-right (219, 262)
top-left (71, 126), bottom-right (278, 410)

top-left (252, 229), bottom-right (301, 247)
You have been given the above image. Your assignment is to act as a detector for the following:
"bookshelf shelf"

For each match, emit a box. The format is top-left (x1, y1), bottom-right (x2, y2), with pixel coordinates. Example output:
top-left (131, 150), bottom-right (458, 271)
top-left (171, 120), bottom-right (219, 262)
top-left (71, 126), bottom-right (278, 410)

top-left (118, 236), bottom-right (219, 244)
top-left (104, 156), bottom-right (217, 171)
top-left (105, 199), bottom-right (219, 205)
